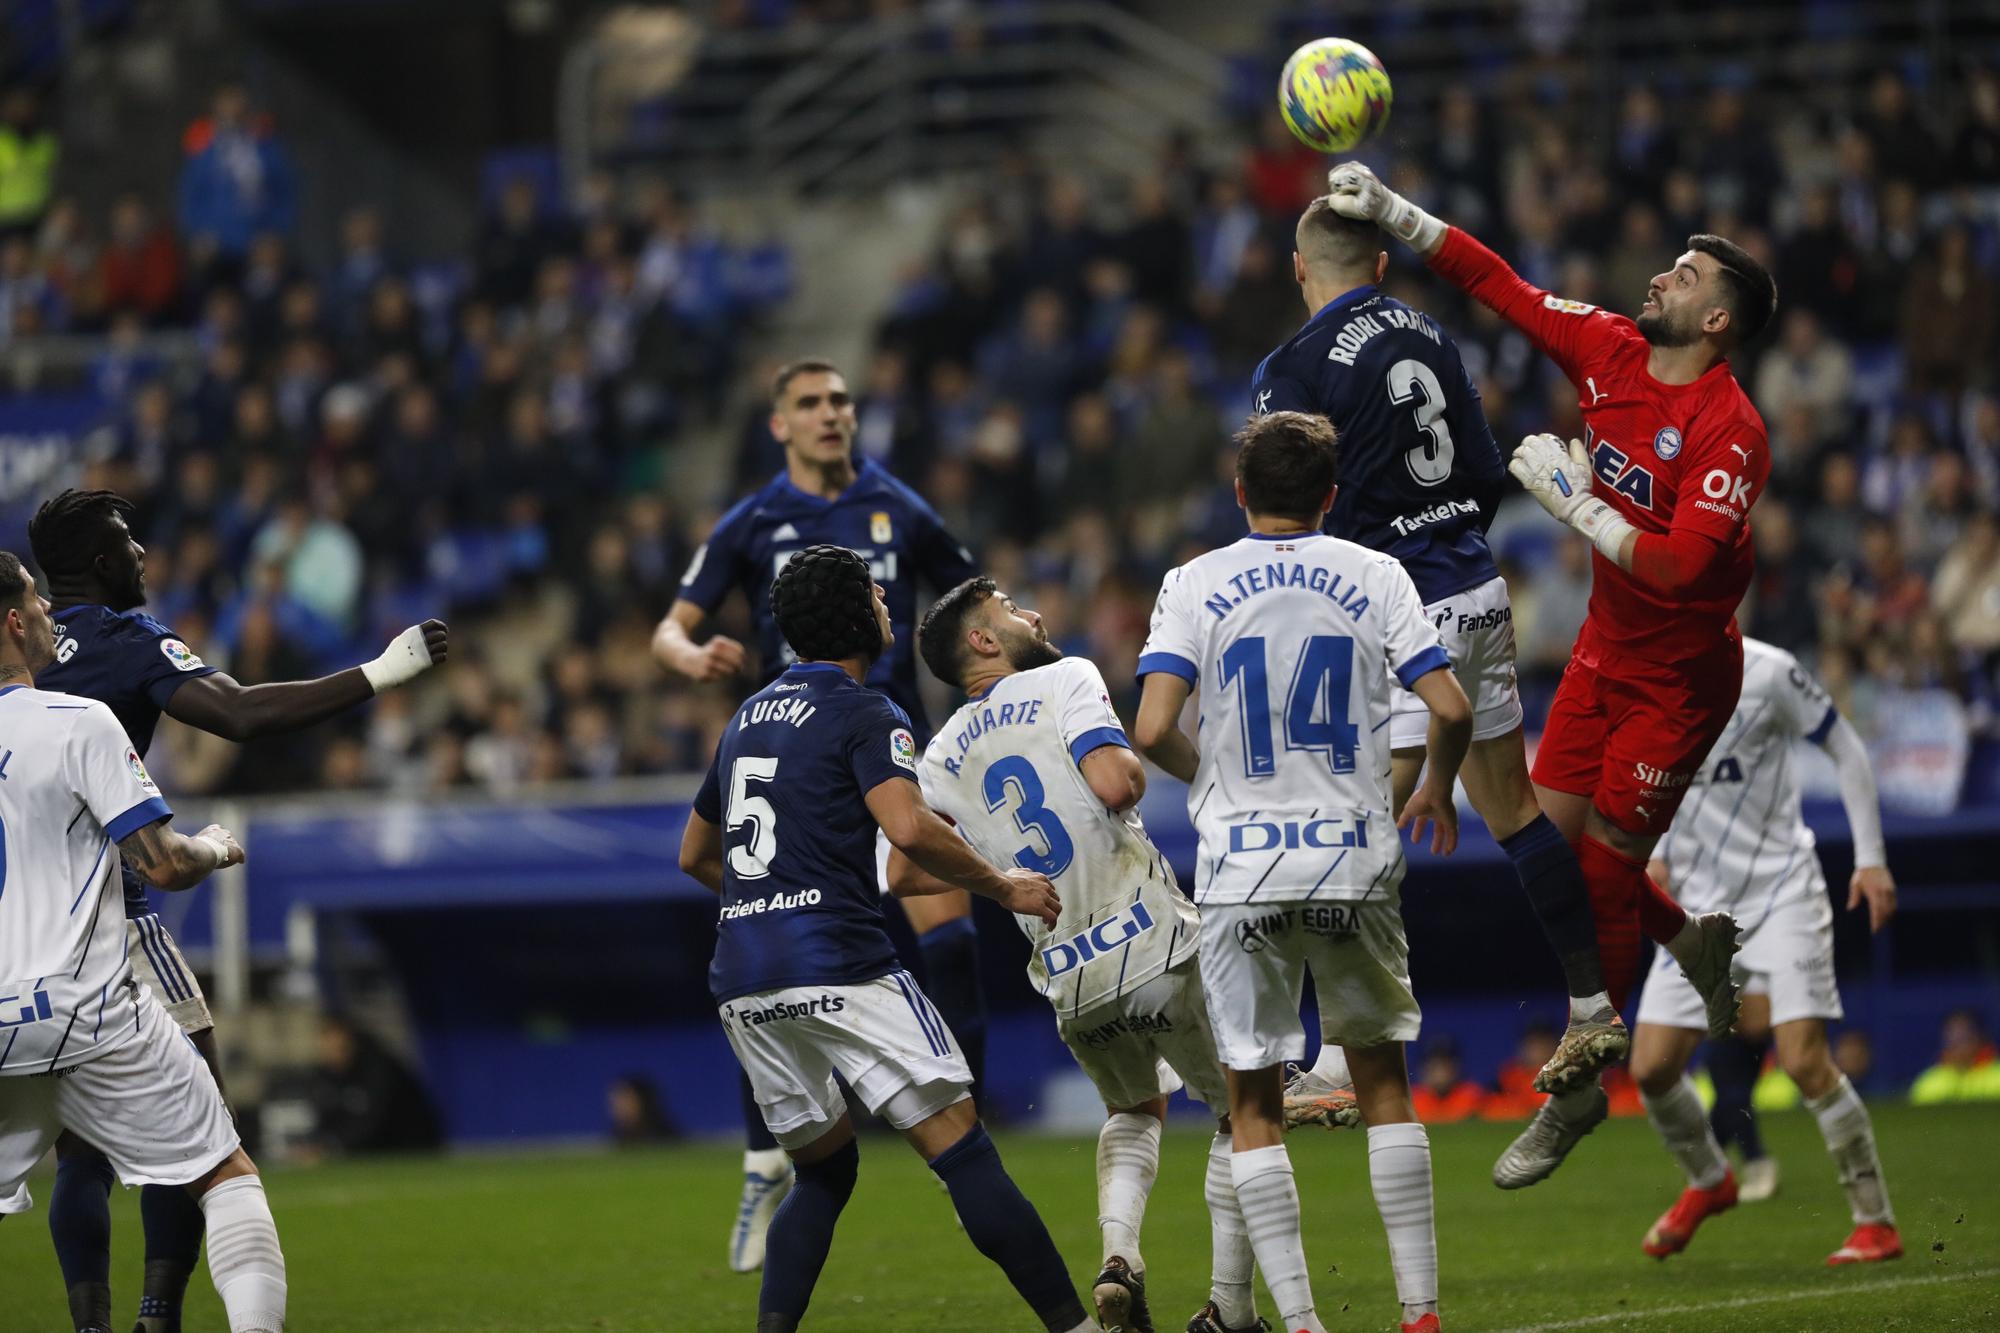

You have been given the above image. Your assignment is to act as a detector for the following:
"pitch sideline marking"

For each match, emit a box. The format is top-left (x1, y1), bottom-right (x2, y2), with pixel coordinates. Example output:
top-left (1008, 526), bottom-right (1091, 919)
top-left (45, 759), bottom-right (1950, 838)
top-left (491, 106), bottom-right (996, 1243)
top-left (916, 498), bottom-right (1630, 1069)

top-left (1489, 1265), bottom-right (1999, 1332)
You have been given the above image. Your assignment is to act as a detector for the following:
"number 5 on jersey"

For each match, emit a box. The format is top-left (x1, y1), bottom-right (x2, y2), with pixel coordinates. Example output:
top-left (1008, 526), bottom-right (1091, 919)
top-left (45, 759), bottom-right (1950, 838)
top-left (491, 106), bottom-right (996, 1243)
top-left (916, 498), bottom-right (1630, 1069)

top-left (727, 757), bottom-right (780, 878)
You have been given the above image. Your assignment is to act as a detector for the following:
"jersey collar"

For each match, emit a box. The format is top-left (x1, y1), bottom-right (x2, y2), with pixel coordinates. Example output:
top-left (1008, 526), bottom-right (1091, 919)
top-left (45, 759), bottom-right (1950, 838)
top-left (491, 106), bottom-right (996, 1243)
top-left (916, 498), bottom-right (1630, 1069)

top-left (1308, 284), bottom-right (1379, 325)
top-left (0, 685), bottom-right (23, 699)
top-left (772, 456), bottom-right (884, 508)
top-left (1244, 530), bottom-right (1325, 542)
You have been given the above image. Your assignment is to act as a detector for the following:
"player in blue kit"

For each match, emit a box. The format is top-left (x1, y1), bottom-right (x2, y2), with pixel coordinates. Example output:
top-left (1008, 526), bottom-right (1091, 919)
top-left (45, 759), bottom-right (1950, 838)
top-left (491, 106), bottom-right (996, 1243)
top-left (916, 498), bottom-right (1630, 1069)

top-left (652, 358), bottom-right (989, 1270)
top-left (678, 545), bottom-right (1097, 1333)
top-left (1251, 200), bottom-right (1626, 1124)
top-left (26, 488), bottom-right (446, 1333)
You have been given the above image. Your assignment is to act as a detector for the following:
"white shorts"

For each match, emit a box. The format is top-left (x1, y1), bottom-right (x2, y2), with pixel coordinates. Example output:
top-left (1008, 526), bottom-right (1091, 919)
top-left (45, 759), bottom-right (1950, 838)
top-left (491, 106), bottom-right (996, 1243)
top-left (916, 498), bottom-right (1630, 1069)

top-left (1057, 960), bottom-right (1230, 1112)
top-left (129, 915), bottom-right (214, 1035)
top-left (1389, 576), bottom-right (1524, 749)
top-left (721, 970), bottom-right (973, 1151)
top-left (0, 988), bottom-right (238, 1215)
top-left (1636, 881), bottom-right (1843, 1030)
top-left (1197, 900), bottom-right (1422, 1069)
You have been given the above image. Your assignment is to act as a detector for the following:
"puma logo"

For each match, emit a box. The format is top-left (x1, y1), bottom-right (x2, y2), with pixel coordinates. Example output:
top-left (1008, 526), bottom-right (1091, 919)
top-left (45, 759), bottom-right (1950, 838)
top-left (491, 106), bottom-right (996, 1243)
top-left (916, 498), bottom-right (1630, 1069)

top-left (1585, 377), bottom-right (1608, 405)
top-left (1728, 444), bottom-right (1751, 463)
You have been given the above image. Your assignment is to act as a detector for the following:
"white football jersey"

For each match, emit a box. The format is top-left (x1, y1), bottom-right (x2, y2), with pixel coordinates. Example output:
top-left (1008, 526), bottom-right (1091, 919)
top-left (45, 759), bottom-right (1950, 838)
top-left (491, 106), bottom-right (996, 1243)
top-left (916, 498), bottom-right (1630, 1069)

top-left (1656, 639), bottom-right (1838, 925)
top-left (0, 687), bottom-right (173, 1075)
top-left (917, 657), bottom-right (1200, 1018)
top-left (1140, 531), bottom-right (1450, 905)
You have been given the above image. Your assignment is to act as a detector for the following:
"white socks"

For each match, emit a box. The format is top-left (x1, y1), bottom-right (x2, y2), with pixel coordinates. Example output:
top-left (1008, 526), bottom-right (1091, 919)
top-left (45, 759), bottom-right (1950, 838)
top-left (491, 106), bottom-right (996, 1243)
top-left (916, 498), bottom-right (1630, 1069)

top-left (1096, 1112), bottom-right (1161, 1269)
top-left (743, 1146), bottom-right (789, 1178)
top-left (1309, 1043), bottom-right (1352, 1088)
top-left (1367, 1123), bottom-right (1439, 1320)
top-left (1569, 991), bottom-right (1615, 1022)
top-left (1805, 1074), bottom-right (1893, 1224)
top-left (1230, 1144), bottom-right (1323, 1333)
top-left (1204, 1130), bottom-right (1257, 1329)
top-left (1642, 1075), bottom-right (1729, 1189)
top-left (200, 1176), bottom-right (287, 1333)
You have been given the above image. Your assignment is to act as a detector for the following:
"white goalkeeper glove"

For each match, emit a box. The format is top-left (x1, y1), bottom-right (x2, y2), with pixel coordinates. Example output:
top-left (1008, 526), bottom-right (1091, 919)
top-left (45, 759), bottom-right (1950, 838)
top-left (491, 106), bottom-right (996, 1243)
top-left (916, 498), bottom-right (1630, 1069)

top-left (1507, 433), bottom-right (1637, 563)
top-left (361, 622), bottom-right (444, 693)
top-left (1326, 162), bottom-right (1446, 253)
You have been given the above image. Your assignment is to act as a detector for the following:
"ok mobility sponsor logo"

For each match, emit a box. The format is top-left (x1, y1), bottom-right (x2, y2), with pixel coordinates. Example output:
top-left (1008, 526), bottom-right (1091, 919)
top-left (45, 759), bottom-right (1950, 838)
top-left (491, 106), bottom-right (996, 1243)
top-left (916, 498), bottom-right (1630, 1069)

top-left (1042, 902), bottom-right (1156, 978)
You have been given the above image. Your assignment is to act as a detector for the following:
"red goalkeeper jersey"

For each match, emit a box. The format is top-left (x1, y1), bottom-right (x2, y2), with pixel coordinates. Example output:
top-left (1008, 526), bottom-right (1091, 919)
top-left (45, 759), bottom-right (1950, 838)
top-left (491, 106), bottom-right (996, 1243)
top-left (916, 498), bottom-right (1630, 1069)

top-left (1429, 227), bottom-right (1769, 663)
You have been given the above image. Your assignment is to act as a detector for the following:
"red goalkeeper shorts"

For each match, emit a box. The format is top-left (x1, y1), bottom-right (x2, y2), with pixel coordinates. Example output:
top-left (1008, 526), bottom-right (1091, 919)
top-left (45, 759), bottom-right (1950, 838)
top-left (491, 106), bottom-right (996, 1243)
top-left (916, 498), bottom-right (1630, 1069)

top-left (1531, 625), bottom-right (1743, 838)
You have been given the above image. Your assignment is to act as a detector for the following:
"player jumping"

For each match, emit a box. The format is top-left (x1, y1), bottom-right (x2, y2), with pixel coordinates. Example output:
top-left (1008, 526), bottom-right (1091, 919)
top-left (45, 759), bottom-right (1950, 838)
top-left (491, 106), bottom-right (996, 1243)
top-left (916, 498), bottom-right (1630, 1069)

top-left (904, 576), bottom-right (1256, 1333)
top-left (0, 552), bottom-right (286, 1333)
top-left (652, 359), bottom-right (986, 1272)
top-left (1136, 412), bottom-right (1472, 1333)
top-left (1252, 197), bottom-right (1624, 1126)
top-left (1630, 638), bottom-right (1901, 1265)
top-left (679, 545), bottom-right (1097, 1333)
top-left (26, 488), bottom-right (445, 1333)
top-left (1326, 162), bottom-right (1778, 1188)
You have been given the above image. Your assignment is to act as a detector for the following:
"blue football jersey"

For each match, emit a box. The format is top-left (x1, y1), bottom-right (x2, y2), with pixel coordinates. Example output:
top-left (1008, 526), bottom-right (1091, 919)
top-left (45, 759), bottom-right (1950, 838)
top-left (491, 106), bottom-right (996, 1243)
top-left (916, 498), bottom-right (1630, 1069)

top-left (41, 604), bottom-right (218, 918)
top-left (1252, 285), bottom-right (1505, 604)
top-left (678, 458), bottom-right (977, 738)
top-left (697, 663), bottom-right (919, 1004)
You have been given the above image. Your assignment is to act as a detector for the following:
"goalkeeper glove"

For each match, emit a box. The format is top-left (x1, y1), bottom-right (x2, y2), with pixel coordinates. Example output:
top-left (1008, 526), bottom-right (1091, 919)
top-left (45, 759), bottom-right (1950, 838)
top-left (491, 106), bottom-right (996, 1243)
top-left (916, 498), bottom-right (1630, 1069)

top-left (1326, 162), bottom-right (1446, 252)
top-left (361, 622), bottom-right (444, 693)
top-left (1507, 433), bottom-right (1637, 563)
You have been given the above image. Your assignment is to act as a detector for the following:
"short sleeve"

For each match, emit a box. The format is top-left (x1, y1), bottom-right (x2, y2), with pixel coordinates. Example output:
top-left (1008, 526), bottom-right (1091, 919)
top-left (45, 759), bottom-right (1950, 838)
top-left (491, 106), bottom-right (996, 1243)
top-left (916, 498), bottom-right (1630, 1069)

top-left (1052, 659), bottom-right (1131, 769)
top-left (1136, 567), bottom-right (1200, 685)
top-left (1769, 653), bottom-right (1839, 744)
top-left (1672, 415), bottom-right (1769, 543)
top-left (677, 503), bottom-right (750, 613)
top-left (126, 615), bottom-right (217, 711)
top-left (1378, 560), bottom-right (1450, 686)
top-left (1251, 366), bottom-right (1316, 418)
top-left (66, 701), bottom-right (172, 841)
top-left (846, 696), bottom-right (921, 794)
top-left (693, 748), bottom-right (724, 823)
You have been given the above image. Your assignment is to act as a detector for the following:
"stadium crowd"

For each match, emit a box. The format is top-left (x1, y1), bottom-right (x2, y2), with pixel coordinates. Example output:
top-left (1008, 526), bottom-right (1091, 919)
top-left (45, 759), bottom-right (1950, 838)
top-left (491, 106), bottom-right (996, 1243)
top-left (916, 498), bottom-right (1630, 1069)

top-left (1, 53), bottom-right (1998, 802)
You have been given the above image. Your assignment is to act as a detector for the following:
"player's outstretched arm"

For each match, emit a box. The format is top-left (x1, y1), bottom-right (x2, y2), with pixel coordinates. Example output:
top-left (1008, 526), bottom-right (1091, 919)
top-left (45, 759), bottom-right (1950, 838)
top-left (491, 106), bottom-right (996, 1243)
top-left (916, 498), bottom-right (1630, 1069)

top-left (678, 810), bottom-right (725, 894)
top-left (1325, 162), bottom-right (1447, 257)
top-left (1079, 745), bottom-right (1145, 812)
top-left (866, 777), bottom-right (1060, 926)
top-left (1820, 714), bottom-right (1897, 932)
top-left (165, 620), bottom-right (448, 742)
top-left (651, 599), bottom-right (746, 683)
top-left (118, 817), bottom-right (243, 893)
top-left (1396, 667), bottom-right (1470, 855)
top-left (1132, 675), bottom-right (1197, 784)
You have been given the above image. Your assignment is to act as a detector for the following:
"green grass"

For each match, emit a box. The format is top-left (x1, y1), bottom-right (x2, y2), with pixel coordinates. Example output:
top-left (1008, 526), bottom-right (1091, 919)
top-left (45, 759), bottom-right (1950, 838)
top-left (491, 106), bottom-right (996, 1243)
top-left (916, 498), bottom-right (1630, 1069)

top-left (4, 1104), bottom-right (1997, 1331)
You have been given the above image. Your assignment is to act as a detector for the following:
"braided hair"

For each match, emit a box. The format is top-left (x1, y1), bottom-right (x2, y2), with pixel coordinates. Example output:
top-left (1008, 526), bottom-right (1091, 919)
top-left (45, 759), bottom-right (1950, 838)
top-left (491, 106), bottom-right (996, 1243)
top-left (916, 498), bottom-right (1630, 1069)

top-left (771, 544), bottom-right (883, 664)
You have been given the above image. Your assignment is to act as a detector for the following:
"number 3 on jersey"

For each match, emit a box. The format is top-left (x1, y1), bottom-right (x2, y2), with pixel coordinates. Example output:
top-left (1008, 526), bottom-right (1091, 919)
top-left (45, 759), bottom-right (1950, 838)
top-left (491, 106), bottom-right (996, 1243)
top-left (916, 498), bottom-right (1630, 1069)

top-left (982, 755), bottom-right (1075, 877)
top-left (1387, 358), bottom-right (1456, 486)
top-left (1220, 635), bottom-right (1359, 778)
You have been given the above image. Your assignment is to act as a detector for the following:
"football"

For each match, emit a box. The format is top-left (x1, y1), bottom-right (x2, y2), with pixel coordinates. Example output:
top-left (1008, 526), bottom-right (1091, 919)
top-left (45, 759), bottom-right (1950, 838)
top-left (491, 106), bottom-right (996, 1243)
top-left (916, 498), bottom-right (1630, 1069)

top-left (1278, 37), bottom-right (1394, 153)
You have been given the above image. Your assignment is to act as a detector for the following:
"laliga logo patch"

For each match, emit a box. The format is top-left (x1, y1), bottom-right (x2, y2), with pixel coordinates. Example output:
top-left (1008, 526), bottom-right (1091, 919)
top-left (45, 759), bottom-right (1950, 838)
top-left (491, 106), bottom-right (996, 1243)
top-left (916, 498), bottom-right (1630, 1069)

top-left (159, 638), bottom-right (205, 672)
top-left (870, 511), bottom-right (893, 544)
top-left (1653, 427), bottom-right (1683, 461)
top-left (126, 749), bottom-right (158, 792)
top-left (890, 728), bottom-right (917, 771)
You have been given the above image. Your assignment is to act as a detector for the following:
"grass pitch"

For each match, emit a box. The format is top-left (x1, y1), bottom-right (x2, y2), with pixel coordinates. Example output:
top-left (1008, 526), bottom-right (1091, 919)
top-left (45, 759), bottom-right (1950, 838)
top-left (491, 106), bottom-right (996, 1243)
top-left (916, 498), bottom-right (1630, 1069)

top-left (2, 1103), bottom-right (1995, 1331)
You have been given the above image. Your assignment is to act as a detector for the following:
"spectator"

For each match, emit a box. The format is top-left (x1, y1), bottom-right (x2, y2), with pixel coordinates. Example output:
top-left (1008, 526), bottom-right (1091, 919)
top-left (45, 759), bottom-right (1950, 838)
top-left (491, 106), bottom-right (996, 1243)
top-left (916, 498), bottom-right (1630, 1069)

top-left (1755, 309), bottom-right (1854, 444)
top-left (608, 1074), bottom-right (678, 1146)
top-left (0, 88), bottom-right (58, 238)
top-left (1900, 223), bottom-right (1994, 397)
top-left (1410, 1041), bottom-right (1488, 1123)
top-left (305, 1016), bottom-right (445, 1155)
top-left (178, 83), bottom-right (299, 272)
top-left (96, 192), bottom-right (183, 325)
top-left (1933, 509), bottom-right (2000, 663)
top-left (1483, 1023), bottom-right (1557, 1121)
top-left (1909, 1010), bottom-right (2000, 1104)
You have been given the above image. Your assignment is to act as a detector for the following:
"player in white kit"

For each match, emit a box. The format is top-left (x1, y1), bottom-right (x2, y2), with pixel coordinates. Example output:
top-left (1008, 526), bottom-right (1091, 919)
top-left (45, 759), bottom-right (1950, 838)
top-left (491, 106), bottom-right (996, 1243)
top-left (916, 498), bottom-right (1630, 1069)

top-left (0, 553), bottom-right (287, 1332)
top-left (1134, 412), bottom-right (1472, 1333)
top-left (1629, 638), bottom-right (1902, 1267)
top-left (902, 575), bottom-right (1253, 1333)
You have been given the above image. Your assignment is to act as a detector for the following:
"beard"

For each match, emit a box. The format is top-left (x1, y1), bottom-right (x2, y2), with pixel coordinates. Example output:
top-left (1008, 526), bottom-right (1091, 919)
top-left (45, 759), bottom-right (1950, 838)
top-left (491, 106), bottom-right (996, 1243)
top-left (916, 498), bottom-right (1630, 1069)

top-left (1635, 305), bottom-right (1697, 348)
top-left (1004, 634), bottom-right (1063, 673)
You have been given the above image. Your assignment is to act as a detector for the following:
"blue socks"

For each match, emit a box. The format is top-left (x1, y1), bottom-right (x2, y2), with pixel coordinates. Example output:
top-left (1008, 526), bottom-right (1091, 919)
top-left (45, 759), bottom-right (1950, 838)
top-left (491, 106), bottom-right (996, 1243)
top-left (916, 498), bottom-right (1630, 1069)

top-left (928, 1124), bottom-right (1087, 1333)
top-left (1499, 814), bottom-right (1606, 999)
top-left (758, 1140), bottom-right (859, 1325)
top-left (137, 1182), bottom-right (207, 1330)
top-left (50, 1146), bottom-right (115, 1330)
top-left (1708, 1032), bottom-right (1769, 1161)
top-left (918, 918), bottom-right (987, 1102)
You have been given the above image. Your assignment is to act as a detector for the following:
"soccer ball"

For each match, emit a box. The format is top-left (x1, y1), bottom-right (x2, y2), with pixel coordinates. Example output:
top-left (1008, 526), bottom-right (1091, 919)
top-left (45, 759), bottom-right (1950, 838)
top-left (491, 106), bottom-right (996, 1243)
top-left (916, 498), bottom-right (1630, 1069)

top-left (1278, 38), bottom-right (1393, 154)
